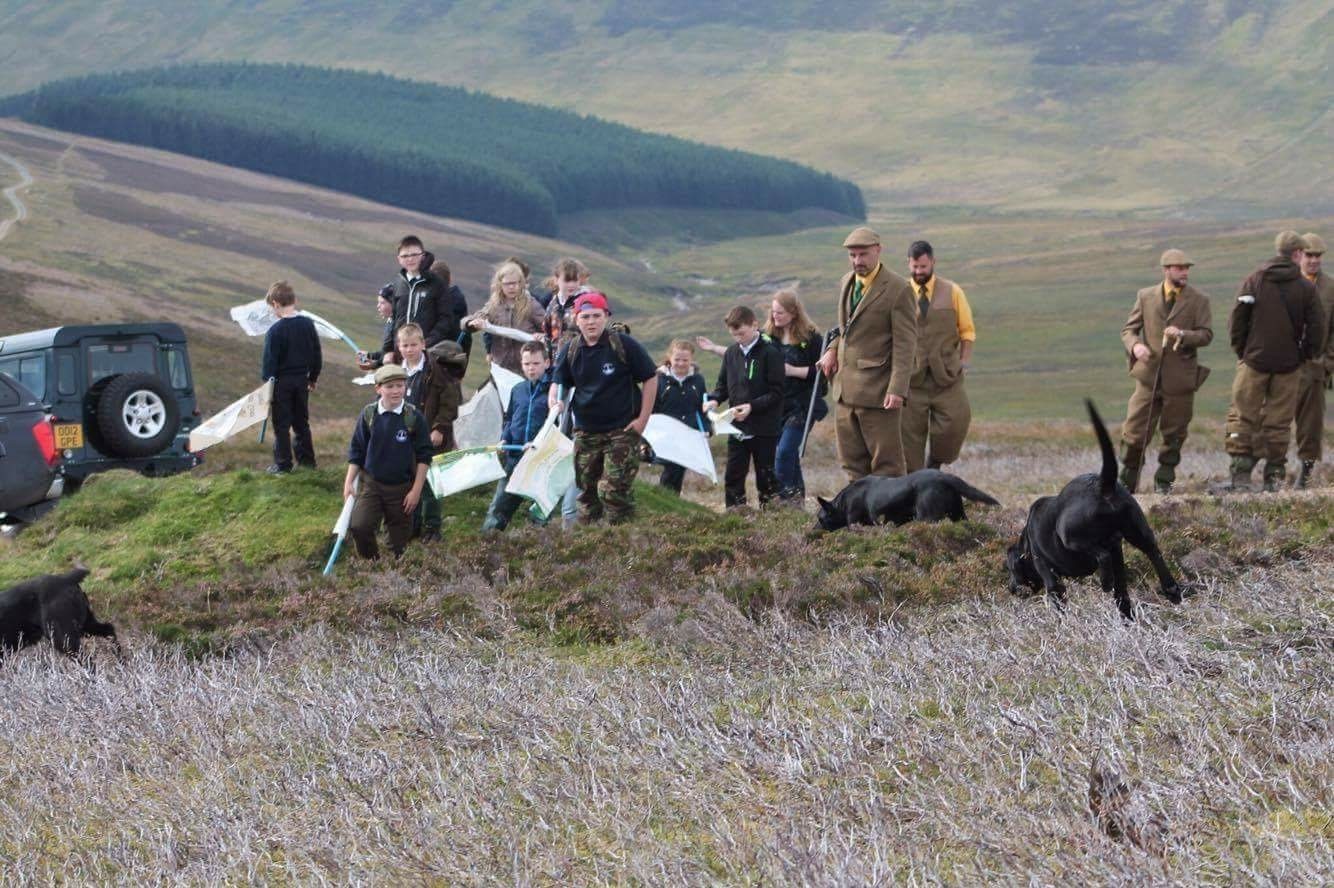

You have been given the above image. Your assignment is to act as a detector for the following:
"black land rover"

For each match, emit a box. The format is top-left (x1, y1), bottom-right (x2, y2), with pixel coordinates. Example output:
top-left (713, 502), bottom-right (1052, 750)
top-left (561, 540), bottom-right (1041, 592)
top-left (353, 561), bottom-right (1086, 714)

top-left (0, 323), bottom-right (202, 485)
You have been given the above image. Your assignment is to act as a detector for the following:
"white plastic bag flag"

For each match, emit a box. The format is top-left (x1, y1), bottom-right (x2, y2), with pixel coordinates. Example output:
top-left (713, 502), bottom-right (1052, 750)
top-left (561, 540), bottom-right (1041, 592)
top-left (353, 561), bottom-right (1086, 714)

top-left (483, 322), bottom-right (535, 343)
top-left (708, 407), bottom-right (743, 437)
top-left (505, 422), bottom-right (575, 516)
top-left (453, 382), bottom-right (505, 450)
top-left (229, 299), bottom-right (360, 352)
top-left (490, 363), bottom-right (524, 413)
top-left (427, 447), bottom-right (508, 499)
top-left (643, 414), bottom-right (717, 483)
top-left (188, 380), bottom-right (273, 452)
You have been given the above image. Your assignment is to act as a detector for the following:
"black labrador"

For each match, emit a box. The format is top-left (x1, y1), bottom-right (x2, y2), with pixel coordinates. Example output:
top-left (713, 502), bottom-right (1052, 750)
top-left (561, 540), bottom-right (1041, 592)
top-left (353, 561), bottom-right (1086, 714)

top-left (0, 567), bottom-right (120, 659)
top-left (816, 469), bottom-right (1000, 531)
top-left (1006, 400), bottom-right (1183, 618)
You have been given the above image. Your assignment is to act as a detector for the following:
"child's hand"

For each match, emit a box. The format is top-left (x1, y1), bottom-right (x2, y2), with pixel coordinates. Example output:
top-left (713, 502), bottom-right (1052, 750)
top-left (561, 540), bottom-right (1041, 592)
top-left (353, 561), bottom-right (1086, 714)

top-left (732, 403), bottom-right (752, 421)
top-left (307, 381), bottom-right (317, 392)
top-left (625, 415), bottom-right (648, 435)
top-left (403, 488), bottom-right (422, 514)
top-left (430, 430), bottom-right (444, 448)
top-left (343, 480), bottom-right (357, 500)
top-left (702, 399), bottom-right (718, 413)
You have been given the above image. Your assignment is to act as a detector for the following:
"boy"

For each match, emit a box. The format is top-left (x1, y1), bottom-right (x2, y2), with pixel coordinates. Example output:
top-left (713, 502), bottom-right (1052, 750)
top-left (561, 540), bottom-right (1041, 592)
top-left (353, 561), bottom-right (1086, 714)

top-left (550, 292), bottom-right (658, 524)
top-left (260, 280), bottom-right (321, 474)
top-left (345, 364), bottom-right (434, 559)
top-left (381, 235), bottom-right (458, 363)
top-left (483, 341), bottom-right (552, 531)
top-left (703, 305), bottom-right (785, 508)
top-left (394, 323), bottom-right (450, 541)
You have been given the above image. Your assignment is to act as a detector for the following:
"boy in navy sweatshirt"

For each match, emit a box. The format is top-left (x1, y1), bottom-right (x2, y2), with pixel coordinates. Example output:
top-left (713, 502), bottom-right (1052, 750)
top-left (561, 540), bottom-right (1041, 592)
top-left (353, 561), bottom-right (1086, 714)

top-left (483, 340), bottom-right (553, 531)
top-left (703, 305), bottom-right (785, 508)
top-left (344, 364), bottom-right (434, 559)
top-left (549, 292), bottom-right (658, 524)
top-left (261, 281), bottom-right (322, 474)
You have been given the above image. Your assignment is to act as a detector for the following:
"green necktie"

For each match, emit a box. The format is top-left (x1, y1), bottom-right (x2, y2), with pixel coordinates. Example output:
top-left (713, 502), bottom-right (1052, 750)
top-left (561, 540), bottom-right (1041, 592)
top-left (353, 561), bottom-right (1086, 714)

top-left (850, 278), bottom-right (865, 315)
top-left (918, 284), bottom-right (930, 319)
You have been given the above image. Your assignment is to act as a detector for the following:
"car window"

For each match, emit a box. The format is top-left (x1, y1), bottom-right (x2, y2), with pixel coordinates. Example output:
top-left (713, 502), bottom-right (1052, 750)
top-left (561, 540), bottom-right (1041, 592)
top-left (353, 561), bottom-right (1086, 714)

top-left (57, 353), bottom-right (78, 396)
top-left (0, 355), bottom-right (46, 399)
top-left (0, 376), bottom-right (19, 409)
top-left (86, 342), bottom-right (157, 385)
top-left (166, 347), bottom-right (190, 390)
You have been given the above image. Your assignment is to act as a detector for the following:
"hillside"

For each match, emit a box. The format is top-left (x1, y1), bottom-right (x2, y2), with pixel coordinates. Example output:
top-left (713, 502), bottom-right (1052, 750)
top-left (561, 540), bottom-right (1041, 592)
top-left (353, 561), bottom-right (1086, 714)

top-left (2, 118), bottom-right (1332, 422)
top-left (0, 64), bottom-right (863, 237)
top-left (0, 2), bottom-right (1331, 216)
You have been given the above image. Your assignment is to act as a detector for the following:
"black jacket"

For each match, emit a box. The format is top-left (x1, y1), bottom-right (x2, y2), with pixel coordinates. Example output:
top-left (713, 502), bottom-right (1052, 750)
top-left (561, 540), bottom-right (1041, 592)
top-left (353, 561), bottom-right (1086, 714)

top-left (653, 368), bottom-right (710, 432)
top-left (1230, 256), bottom-right (1325, 374)
top-left (709, 335), bottom-right (785, 437)
top-left (383, 266), bottom-right (463, 353)
top-left (778, 331), bottom-right (827, 426)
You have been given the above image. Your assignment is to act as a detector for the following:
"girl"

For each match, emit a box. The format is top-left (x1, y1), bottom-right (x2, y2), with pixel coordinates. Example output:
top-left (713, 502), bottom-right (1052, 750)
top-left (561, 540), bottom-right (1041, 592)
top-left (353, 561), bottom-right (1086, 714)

top-left (651, 339), bottom-right (711, 494)
top-left (765, 290), bottom-right (826, 502)
top-left (465, 260), bottom-right (546, 374)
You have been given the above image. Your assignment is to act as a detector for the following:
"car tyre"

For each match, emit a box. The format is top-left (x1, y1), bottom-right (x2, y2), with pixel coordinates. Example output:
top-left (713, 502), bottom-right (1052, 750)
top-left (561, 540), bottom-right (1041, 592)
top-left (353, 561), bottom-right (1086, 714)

top-left (94, 372), bottom-right (180, 458)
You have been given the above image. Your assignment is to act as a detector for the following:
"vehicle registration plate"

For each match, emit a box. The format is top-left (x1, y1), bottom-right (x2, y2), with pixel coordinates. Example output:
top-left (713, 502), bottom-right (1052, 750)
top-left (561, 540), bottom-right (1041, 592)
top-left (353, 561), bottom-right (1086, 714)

top-left (54, 423), bottom-right (84, 449)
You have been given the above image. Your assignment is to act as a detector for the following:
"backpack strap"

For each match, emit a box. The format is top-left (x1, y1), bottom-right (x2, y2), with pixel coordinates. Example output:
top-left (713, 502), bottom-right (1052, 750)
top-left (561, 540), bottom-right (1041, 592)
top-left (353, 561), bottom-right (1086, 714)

top-left (362, 402), bottom-right (420, 433)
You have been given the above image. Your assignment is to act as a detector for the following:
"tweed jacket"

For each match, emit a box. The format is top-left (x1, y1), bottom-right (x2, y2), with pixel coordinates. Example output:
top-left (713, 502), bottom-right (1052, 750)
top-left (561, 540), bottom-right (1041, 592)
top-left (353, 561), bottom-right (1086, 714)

top-left (829, 266), bottom-right (918, 407)
top-left (1120, 282), bottom-right (1213, 396)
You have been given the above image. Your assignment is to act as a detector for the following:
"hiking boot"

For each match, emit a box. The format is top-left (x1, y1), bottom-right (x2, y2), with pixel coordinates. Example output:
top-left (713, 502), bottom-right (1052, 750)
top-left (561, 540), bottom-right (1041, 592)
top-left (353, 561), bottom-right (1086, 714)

top-left (1297, 460), bottom-right (1316, 489)
top-left (420, 527), bottom-right (441, 542)
top-left (1262, 461), bottom-right (1285, 493)
top-left (265, 464), bottom-right (292, 475)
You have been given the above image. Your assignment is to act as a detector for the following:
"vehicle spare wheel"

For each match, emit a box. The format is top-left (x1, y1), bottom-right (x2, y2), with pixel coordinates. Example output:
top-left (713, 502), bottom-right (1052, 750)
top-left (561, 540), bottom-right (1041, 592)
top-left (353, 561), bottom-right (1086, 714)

top-left (95, 373), bottom-right (180, 457)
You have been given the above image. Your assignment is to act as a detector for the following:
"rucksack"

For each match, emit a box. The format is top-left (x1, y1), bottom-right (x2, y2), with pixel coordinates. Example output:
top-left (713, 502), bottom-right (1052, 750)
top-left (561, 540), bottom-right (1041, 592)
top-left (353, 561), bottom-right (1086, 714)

top-left (360, 401), bottom-right (423, 435)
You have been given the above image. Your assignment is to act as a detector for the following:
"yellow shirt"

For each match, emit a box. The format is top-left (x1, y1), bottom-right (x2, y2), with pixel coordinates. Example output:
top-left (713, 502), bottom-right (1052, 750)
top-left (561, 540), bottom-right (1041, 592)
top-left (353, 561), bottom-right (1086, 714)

top-left (1307, 273), bottom-right (1320, 284)
top-left (1163, 282), bottom-right (1181, 302)
top-left (915, 276), bottom-right (976, 342)
top-left (854, 263), bottom-right (882, 297)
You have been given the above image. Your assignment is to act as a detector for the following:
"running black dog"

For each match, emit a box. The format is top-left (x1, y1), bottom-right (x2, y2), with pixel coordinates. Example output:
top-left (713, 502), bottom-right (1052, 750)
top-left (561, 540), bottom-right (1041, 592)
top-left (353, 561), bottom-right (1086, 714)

top-left (1006, 400), bottom-right (1183, 618)
top-left (0, 567), bottom-right (119, 658)
top-left (815, 469), bottom-right (1000, 531)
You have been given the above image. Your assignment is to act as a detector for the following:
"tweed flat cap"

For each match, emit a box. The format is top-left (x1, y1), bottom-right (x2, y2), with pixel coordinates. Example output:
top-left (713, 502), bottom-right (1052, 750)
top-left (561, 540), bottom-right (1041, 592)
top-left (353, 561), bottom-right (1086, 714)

top-left (1300, 232), bottom-right (1326, 255)
top-left (842, 226), bottom-right (881, 248)
top-left (1275, 230), bottom-right (1309, 255)
top-left (1160, 249), bottom-right (1194, 267)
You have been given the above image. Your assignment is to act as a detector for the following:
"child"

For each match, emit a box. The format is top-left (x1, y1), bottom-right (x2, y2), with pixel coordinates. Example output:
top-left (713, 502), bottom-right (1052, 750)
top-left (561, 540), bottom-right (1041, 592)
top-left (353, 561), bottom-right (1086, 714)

top-left (550, 292), bottom-right (658, 524)
top-left (703, 305), bottom-right (785, 508)
top-left (356, 285), bottom-right (396, 370)
top-left (260, 280), bottom-right (321, 474)
top-left (652, 339), bottom-right (710, 494)
top-left (483, 341), bottom-right (552, 531)
top-left (540, 257), bottom-right (590, 352)
top-left (464, 260), bottom-right (546, 374)
top-left (395, 323), bottom-right (455, 541)
top-left (345, 364), bottom-right (434, 559)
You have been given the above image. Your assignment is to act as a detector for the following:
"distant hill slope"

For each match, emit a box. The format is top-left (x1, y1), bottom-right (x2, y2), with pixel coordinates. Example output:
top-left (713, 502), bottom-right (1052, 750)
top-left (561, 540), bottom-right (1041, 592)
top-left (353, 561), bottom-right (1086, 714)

top-left (0, 64), bottom-right (864, 237)
top-left (0, 2), bottom-right (1330, 217)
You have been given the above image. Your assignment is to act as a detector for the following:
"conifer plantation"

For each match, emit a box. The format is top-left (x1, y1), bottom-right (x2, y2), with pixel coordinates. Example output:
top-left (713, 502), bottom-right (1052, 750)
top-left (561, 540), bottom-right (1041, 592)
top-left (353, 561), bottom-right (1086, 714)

top-left (1, 63), bottom-right (865, 235)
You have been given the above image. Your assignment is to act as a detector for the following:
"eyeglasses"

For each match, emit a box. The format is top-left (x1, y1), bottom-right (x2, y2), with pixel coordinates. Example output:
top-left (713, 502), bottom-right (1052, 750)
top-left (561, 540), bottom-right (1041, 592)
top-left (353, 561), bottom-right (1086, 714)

top-left (398, 251), bottom-right (424, 260)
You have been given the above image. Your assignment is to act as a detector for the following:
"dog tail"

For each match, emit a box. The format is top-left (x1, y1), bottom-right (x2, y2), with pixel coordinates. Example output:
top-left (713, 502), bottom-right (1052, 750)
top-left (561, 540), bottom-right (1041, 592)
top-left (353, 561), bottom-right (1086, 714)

top-left (943, 475), bottom-right (1000, 506)
top-left (1087, 398), bottom-right (1117, 498)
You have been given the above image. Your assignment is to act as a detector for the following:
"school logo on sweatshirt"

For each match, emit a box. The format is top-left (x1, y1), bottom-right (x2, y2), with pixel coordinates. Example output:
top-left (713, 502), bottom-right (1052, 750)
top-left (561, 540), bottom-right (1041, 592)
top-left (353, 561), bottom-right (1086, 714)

top-left (601, 362), bottom-right (617, 376)
top-left (395, 429), bottom-right (409, 443)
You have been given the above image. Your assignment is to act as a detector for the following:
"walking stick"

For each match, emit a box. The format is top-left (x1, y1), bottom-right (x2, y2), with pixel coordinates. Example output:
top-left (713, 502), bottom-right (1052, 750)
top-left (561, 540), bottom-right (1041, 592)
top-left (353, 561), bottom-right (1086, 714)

top-left (1133, 333), bottom-right (1167, 491)
top-left (799, 328), bottom-right (838, 458)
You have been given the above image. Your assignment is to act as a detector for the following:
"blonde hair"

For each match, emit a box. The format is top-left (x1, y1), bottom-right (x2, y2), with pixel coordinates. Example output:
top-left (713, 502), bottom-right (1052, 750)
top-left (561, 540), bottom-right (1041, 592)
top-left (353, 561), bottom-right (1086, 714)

top-left (663, 338), bottom-right (695, 364)
top-left (764, 289), bottom-right (818, 344)
top-left (486, 260), bottom-right (534, 327)
top-left (395, 323), bottom-right (425, 344)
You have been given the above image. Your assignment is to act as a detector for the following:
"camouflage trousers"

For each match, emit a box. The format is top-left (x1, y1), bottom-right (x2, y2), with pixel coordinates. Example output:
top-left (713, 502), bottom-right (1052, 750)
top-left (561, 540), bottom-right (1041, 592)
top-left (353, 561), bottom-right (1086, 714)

top-left (574, 428), bottom-right (641, 524)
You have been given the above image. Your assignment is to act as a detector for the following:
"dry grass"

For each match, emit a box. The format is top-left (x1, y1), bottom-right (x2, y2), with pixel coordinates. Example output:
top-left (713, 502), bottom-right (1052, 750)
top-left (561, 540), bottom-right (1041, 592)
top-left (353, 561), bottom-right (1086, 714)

top-left (0, 558), bottom-right (1328, 883)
